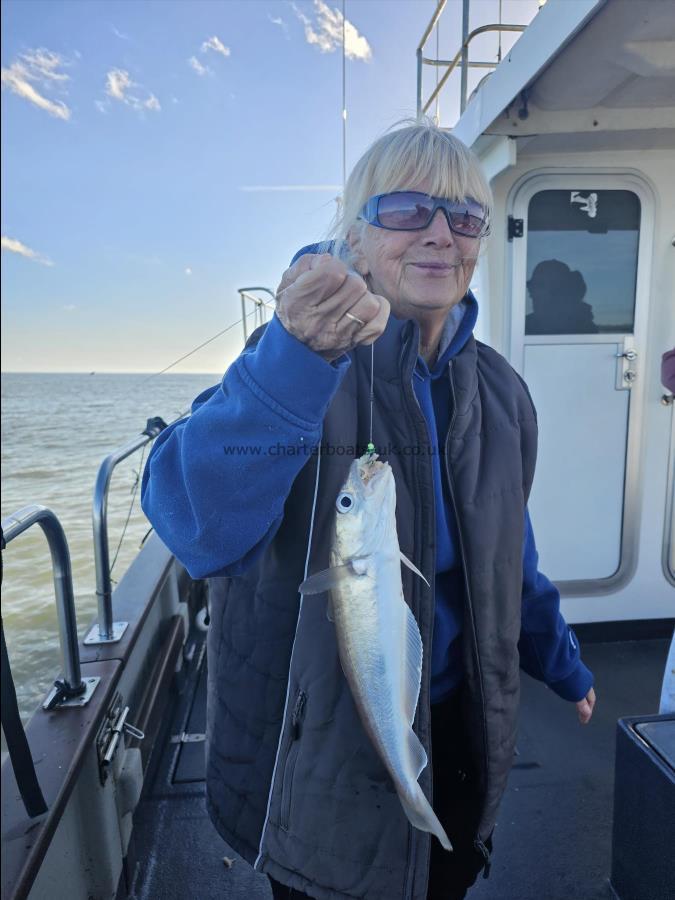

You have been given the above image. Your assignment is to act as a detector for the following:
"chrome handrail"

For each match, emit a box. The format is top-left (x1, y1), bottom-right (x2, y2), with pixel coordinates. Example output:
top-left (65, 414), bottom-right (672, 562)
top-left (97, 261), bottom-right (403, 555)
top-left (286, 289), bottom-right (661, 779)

top-left (2, 505), bottom-right (87, 701)
top-left (238, 286), bottom-right (276, 343)
top-left (85, 418), bottom-right (168, 645)
top-left (416, 0), bottom-right (526, 118)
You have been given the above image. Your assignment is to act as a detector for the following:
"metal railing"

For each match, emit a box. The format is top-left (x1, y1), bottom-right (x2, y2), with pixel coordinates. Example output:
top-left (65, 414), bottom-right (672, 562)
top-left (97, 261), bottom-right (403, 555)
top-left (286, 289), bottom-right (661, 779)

top-left (85, 417), bottom-right (168, 645)
top-left (417, 0), bottom-right (526, 120)
top-left (239, 287), bottom-right (276, 343)
top-left (1, 505), bottom-right (98, 709)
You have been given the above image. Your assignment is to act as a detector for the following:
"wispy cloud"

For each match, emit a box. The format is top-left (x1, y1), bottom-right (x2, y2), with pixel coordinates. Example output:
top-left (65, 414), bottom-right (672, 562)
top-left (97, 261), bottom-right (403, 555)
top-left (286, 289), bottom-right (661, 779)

top-left (1, 47), bottom-right (72, 120)
top-left (201, 35), bottom-right (231, 58)
top-left (110, 25), bottom-right (131, 41)
top-left (99, 68), bottom-right (160, 113)
top-left (63, 304), bottom-right (77, 311)
top-left (189, 35), bottom-right (230, 78)
top-left (2, 235), bottom-right (54, 266)
top-left (184, 267), bottom-right (192, 276)
top-left (188, 56), bottom-right (211, 77)
top-left (269, 14), bottom-right (290, 37)
top-left (240, 184), bottom-right (342, 192)
top-left (292, 0), bottom-right (372, 61)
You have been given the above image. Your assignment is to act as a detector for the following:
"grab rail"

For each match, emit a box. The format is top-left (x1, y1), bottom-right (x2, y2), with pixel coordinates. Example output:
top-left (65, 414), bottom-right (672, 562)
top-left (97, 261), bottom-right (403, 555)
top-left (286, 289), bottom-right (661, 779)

top-left (416, 0), bottom-right (526, 118)
top-left (85, 417), bottom-right (168, 645)
top-left (1, 505), bottom-right (97, 708)
top-left (239, 286), bottom-right (276, 343)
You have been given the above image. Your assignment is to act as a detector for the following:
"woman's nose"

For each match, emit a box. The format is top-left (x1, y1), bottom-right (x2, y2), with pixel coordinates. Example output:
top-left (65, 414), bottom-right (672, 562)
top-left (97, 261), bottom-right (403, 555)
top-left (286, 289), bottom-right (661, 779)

top-left (422, 208), bottom-right (455, 244)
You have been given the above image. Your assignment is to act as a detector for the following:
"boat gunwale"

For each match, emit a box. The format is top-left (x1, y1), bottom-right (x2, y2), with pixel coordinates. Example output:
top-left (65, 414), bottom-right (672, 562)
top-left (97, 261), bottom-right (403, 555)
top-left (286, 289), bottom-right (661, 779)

top-left (1, 534), bottom-right (188, 900)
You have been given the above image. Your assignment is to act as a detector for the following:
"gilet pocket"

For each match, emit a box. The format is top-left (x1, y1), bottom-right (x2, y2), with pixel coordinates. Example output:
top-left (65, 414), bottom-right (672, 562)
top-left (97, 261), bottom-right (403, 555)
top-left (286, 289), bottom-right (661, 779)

top-left (279, 689), bottom-right (307, 831)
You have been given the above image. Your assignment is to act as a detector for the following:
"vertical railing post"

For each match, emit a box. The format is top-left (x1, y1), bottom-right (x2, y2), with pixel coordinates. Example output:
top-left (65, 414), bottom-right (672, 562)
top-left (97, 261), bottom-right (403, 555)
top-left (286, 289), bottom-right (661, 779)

top-left (85, 418), bottom-right (167, 645)
top-left (460, 0), bottom-right (470, 113)
top-left (1, 506), bottom-right (97, 706)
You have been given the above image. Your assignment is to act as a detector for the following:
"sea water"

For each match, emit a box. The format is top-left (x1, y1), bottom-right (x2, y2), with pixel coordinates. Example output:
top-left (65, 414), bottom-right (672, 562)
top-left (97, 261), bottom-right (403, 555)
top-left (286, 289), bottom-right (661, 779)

top-left (1, 372), bottom-right (218, 722)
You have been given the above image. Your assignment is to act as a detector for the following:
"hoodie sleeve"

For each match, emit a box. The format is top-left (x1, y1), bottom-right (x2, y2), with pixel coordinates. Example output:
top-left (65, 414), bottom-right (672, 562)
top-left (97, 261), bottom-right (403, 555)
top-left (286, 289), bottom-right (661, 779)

top-left (518, 509), bottom-right (594, 702)
top-left (141, 313), bottom-right (350, 579)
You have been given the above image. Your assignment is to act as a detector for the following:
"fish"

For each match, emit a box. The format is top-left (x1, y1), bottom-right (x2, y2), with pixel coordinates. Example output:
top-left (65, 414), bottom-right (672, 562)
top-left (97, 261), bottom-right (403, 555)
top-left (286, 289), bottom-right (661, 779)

top-left (299, 452), bottom-right (453, 851)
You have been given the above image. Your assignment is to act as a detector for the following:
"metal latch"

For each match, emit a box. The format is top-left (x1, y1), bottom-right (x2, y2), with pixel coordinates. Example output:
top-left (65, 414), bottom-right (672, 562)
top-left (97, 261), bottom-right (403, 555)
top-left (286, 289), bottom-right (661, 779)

top-left (170, 732), bottom-right (206, 744)
top-left (507, 216), bottom-right (523, 240)
top-left (97, 700), bottom-right (144, 783)
top-left (615, 341), bottom-right (638, 390)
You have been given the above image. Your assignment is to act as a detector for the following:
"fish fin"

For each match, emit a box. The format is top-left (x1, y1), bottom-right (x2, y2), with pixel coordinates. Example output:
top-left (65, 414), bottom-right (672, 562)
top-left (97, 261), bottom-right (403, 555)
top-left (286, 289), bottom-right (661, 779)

top-left (299, 565), bottom-right (352, 595)
top-left (408, 727), bottom-right (428, 779)
top-left (398, 783), bottom-right (454, 853)
top-left (400, 552), bottom-right (430, 588)
top-left (403, 604), bottom-right (424, 726)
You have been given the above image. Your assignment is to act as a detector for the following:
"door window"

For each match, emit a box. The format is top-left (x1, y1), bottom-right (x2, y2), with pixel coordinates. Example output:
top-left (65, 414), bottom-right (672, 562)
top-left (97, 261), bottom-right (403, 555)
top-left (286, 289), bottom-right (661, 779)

top-left (525, 190), bottom-right (640, 336)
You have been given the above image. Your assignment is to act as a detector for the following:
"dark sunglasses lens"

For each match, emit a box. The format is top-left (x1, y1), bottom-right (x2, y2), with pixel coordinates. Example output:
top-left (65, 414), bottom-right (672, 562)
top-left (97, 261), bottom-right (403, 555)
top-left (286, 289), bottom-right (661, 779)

top-left (377, 193), bottom-right (434, 229)
top-left (448, 200), bottom-right (487, 236)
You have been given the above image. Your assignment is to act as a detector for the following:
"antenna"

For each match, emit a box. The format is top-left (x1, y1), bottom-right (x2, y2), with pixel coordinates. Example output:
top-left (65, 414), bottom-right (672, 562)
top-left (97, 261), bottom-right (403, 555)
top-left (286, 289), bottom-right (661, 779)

top-left (498, 0), bottom-right (503, 62)
top-left (342, 0), bottom-right (347, 191)
top-left (434, 10), bottom-right (440, 124)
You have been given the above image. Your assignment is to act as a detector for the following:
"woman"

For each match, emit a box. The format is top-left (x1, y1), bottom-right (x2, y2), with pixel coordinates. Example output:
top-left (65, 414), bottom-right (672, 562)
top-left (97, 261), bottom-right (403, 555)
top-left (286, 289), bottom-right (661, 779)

top-left (141, 121), bottom-right (596, 900)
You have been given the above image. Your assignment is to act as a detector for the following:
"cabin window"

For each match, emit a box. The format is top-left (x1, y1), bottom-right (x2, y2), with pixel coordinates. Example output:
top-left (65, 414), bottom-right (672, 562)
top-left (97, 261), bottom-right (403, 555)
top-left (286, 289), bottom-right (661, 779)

top-left (525, 190), bottom-right (640, 336)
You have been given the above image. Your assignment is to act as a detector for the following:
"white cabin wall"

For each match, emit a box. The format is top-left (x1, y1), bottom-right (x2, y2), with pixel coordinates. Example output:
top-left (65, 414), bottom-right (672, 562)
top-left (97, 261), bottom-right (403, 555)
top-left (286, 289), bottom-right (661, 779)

top-left (480, 147), bottom-right (675, 623)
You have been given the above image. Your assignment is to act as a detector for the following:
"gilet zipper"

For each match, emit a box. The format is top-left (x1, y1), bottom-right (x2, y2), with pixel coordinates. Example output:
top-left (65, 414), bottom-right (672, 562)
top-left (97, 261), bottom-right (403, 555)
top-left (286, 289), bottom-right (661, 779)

top-left (253, 450), bottom-right (322, 870)
top-left (444, 358), bottom-right (491, 877)
top-left (398, 324), bottom-right (437, 899)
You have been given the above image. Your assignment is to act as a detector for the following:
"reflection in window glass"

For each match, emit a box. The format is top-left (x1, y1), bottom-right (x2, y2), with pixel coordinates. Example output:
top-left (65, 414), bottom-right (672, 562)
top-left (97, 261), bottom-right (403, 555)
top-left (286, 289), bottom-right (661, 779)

top-left (525, 190), bottom-right (640, 335)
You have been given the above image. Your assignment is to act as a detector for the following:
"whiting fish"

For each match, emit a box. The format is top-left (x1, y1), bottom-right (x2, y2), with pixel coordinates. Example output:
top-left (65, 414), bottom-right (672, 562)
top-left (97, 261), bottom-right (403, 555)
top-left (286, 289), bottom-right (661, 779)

top-left (299, 452), bottom-right (453, 851)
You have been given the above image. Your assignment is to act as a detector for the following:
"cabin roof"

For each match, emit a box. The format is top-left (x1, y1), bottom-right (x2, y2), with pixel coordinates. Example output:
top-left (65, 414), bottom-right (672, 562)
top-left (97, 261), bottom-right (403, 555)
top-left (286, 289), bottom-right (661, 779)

top-left (453, 0), bottom-right (675, 155)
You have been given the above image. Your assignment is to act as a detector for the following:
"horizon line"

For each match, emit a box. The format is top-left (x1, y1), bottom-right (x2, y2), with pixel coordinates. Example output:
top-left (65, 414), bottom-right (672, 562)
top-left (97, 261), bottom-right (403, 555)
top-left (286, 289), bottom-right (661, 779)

top-left (1, 370), bottom-right (222, 376)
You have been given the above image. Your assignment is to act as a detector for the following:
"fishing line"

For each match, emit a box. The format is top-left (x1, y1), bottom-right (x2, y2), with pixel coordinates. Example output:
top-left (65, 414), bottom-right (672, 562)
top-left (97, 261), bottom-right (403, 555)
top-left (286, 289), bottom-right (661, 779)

top-left (367, 341), bottom-right (375, 456)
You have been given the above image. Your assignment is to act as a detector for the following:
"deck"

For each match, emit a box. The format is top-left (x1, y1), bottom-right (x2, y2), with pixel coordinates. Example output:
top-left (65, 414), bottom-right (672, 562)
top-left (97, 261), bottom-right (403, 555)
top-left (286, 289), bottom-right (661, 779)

top-left (123, 633), bottom-right (671, 900)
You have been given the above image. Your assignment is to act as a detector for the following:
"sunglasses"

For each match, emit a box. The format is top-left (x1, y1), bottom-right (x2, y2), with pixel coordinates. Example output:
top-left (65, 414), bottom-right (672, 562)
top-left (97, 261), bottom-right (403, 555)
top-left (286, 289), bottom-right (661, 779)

top-left (359, 191), bottom-right (490, 238)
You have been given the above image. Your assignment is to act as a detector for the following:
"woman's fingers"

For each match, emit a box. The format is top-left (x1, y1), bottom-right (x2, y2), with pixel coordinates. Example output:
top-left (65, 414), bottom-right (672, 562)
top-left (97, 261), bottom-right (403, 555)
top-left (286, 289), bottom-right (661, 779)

top-left (354, 295), bottom-right (391, 346)
top-left (275, 253), bottom-right (331, 297)
top-left (576, 687), bottom-right (596, 725)
top-left (275, 254), bottom-right (389, 359)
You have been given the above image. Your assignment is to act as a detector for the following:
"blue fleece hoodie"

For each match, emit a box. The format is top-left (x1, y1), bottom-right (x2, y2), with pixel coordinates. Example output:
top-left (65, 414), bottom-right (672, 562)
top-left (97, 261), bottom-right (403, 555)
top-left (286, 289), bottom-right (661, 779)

top-left (141, 250), bottom-right (594, 707)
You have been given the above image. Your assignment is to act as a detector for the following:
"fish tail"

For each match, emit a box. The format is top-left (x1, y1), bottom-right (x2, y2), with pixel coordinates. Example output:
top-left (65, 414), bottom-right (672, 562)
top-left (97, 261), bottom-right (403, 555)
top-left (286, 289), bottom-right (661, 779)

top-left (399, 785), bottom-right (454, 853)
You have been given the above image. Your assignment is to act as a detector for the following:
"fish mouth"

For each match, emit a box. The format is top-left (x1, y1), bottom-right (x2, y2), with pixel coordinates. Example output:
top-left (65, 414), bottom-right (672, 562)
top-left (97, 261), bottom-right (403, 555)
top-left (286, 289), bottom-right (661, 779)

top-left (354, 454), bottom-right (393, 505)
top-left (356, 454), bottom-right (388, 488)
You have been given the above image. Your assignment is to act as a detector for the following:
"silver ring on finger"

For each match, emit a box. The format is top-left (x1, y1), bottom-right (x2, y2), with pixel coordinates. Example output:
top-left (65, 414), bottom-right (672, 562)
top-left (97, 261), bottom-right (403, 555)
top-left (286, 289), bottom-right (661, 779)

top-left (344, 311), bottom-right (366, 327)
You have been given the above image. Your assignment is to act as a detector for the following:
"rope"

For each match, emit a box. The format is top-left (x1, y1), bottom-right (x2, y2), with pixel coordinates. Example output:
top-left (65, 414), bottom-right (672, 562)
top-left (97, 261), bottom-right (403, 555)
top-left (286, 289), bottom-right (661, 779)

top-left (109, 442), bottom-right (147, 576)
top-left (136, 315), bottom-right (246, 388)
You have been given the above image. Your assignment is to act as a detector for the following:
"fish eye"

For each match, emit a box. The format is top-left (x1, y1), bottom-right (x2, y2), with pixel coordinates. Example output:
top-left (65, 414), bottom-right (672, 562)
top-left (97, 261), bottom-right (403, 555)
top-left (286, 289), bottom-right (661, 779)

top-left (336, 492), bottom-right (354, 513)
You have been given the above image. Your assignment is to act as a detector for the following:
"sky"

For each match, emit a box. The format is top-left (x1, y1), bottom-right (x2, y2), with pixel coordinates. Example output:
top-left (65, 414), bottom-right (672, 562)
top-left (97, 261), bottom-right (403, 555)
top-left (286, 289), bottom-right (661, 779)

top-left (1, 0), bottom-right (539, 373)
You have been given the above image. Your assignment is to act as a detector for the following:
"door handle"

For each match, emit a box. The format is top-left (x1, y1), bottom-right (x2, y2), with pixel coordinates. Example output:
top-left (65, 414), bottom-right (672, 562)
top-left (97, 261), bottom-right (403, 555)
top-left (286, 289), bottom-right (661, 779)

top-left (615, 342), bottom-right (638, 391)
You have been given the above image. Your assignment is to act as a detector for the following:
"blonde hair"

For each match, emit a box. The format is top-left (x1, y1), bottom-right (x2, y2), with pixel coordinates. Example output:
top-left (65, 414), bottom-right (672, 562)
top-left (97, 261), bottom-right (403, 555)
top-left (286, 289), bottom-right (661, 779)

top-left (324, 117), bottom-right (492, 261)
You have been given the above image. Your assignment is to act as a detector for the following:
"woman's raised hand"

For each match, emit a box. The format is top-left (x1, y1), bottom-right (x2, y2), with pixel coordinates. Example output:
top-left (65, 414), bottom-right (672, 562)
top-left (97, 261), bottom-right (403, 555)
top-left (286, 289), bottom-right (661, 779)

top-left (275, 253), bottom-right (390, 362)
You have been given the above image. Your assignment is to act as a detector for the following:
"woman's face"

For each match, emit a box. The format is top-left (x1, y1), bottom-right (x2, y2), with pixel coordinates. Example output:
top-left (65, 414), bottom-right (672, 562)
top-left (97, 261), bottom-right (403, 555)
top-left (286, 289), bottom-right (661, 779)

top-left (351, 185), bottom-right (482, 319)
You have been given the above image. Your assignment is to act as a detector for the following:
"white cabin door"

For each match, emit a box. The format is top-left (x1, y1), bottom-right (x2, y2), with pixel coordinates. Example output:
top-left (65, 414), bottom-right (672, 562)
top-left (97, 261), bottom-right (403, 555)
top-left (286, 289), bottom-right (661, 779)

top-left (510, 176), bottom-right (649, 592)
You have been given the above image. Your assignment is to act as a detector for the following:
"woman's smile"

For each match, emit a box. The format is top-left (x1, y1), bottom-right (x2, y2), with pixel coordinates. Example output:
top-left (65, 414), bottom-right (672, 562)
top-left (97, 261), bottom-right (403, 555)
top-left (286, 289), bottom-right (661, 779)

top-left (408, 261), bottom-right (460, 276)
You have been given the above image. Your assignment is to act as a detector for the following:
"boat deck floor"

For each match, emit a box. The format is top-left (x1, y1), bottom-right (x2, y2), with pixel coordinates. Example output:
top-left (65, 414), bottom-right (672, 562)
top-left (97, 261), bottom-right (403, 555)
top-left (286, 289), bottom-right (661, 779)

top-left (124, 635), bottom-right (670, 900)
